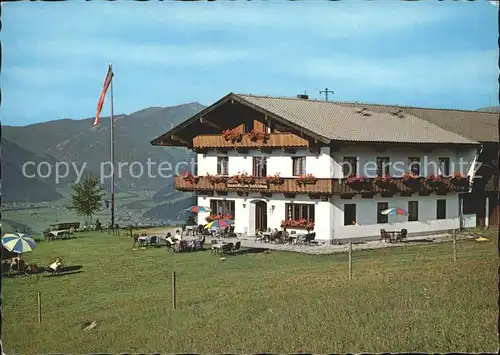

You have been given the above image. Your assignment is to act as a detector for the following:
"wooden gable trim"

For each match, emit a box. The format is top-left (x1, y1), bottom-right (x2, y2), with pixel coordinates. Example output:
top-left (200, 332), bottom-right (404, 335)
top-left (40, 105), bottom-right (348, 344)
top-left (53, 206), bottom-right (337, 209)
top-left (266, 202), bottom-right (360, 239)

top-left (232, 95), bottom-right (330, 144)
top-left (150, 92), bottom-right (235, 146)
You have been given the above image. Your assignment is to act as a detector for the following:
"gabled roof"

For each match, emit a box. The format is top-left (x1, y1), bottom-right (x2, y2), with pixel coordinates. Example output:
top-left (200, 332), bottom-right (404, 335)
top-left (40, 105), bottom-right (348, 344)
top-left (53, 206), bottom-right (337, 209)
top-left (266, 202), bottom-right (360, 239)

top-left (234, 94), bottom-right (478, 145)
top-left (152, 92), bottom-right (481, 146)
top-left (328, 100), bottom-right (499, 143)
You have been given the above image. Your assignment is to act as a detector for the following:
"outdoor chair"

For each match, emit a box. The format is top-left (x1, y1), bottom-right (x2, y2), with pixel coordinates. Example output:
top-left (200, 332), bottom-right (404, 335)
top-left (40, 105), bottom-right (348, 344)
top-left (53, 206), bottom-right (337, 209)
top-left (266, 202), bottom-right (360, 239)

top-left (380, 229), bottom-right (390, 242)
top-left (221, 242), bottom-right (234, 255)
top-left (228, 225), bottom-right (236, 238)
top-left (210, 239), bottom-right (219, 254)
top-left (306, 233), bottom-right (317, 245)
top-left (173, 240), bottom-right (188, 253)
top-left (232, 241), bottom-right (241, 254)
top-left (396, 229), bottom-right (408, 242)
top-left (149, 236), bottom-right (158, 247)
top-left (255, 231), bottom-right (265, 243)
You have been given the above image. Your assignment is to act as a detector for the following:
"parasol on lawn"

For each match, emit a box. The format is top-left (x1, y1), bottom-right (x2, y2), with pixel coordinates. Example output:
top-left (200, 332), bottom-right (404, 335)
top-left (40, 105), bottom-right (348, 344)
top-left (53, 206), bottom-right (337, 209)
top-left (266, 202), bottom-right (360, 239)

top-left (2, 233), bottom-right (36, 272)
top-left (1, 233), bottom-right (36, 253)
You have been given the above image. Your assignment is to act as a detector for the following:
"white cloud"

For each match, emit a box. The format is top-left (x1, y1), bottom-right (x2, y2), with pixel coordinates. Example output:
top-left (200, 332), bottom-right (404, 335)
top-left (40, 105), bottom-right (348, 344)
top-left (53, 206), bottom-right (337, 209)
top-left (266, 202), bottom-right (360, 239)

top-left (7, 39), bottom-right (251, 69)
top-left (103, 1), bottom-right (457, 39)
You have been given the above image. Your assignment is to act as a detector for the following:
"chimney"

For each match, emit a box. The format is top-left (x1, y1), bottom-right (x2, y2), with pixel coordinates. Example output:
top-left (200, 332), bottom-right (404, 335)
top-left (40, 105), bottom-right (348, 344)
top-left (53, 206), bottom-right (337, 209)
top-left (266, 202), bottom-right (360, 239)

top-left (297, 94), bottom-right (309, 100)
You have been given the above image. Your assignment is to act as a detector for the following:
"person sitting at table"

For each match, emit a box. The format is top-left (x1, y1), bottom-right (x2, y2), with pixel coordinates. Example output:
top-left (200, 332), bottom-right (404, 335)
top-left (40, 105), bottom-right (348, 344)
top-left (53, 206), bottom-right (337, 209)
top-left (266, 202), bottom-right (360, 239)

top-left (166, 232), bottom-right (175, 245)
top-left (10, 258), bottom-right (19, 272)
top-left (175, 230), bottom-right (182, 242)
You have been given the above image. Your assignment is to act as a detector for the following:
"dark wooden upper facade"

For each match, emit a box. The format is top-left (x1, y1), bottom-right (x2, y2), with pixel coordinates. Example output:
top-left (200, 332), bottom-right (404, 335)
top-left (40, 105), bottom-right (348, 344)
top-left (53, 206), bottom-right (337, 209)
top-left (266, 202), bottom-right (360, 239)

top-left (175, 175), bottom-right (471, 197)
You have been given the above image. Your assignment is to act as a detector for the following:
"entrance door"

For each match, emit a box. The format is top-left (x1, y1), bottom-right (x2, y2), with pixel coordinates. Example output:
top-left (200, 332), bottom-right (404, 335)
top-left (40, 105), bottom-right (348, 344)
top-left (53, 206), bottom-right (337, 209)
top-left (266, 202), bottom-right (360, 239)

top-left (255, 201), bottom-right (267, 232)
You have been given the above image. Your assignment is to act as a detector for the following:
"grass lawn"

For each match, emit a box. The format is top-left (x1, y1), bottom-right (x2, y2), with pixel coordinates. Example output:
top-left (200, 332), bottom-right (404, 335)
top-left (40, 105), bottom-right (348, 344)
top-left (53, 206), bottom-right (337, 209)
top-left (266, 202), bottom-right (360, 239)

top-left (3, 230), bottom-right (498, 353)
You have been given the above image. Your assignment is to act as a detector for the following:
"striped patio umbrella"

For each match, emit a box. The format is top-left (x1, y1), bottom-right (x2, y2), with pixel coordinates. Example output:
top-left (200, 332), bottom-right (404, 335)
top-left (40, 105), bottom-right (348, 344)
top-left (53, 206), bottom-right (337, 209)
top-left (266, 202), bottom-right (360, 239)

top-left (204, 219), bottom-right (233, 230)
top-left (381, 208), bottom-right (408, 216)
top-left (190, 206), bottom-right (211, 213)
top-left (1, 233), bottom-right (36, 253)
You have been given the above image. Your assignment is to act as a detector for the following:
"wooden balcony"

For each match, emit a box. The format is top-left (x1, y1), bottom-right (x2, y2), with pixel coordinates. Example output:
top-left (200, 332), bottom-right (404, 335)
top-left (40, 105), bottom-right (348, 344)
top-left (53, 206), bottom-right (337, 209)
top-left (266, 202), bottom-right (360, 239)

top-left (192, 133), bottom-right (309, 149)
top-left (175, 175), bottom-right (469, 197)
top-left (336, 177), bottom-right (469, 196)
top-left (175, 176), bottom-right (334, 195)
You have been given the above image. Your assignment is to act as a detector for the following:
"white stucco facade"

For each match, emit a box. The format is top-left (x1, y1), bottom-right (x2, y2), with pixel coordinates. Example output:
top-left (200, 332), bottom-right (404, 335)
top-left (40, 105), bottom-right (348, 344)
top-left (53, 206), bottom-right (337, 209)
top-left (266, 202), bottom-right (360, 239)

top-left (193, 145), bottom-right (478, 243)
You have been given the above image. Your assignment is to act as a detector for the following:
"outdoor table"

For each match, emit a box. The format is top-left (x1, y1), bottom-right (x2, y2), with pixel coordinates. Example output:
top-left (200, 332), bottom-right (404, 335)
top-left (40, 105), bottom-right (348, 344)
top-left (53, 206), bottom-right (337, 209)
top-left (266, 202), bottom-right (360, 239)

top-left (211, 240), bottom-right (227, 254)
top-left (386, 231), bottom-right (397, 242)
top-left (185, 226), bottom-right (196, 236)
top-left (262, 232), bottom-right (271, 242)
top-left (137, 235), bottom-right (166, 245)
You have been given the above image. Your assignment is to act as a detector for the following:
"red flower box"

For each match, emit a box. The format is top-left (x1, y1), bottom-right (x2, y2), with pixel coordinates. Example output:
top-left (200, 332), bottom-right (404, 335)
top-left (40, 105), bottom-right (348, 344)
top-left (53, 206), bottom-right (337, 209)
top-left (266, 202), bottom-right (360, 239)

top-left (402, 172), bottom-right (421, 188)
top-left (265, 173), bottom-right (284, 185)
top-left (346, 175), bottom-right (367, 190)
top-left (296, 174), bottom-right (317, 186)
top-left (425, 174), bottom-right (444, 185)
top-left (230, 172), bottom-right (255, 185)
top-left (206, 173), bottom-right (228, 185)
top-left (451, 172), bottom-right (468, 186)
top-left (181, 171), bottom-right (199, 184)
top-left (374, 174), bottom-right (393, 186)
top-left (248, 129), bottom-right (270, 142)
top-left (280, 219), bottom-right (314, 231)
top-left (222, 129), bottom-right (243, 142)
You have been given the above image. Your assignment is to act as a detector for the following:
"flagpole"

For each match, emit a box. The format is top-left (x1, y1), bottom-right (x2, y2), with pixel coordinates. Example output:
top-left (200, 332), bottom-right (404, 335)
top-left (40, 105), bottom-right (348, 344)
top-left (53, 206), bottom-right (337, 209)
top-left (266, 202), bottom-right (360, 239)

top-left (109, 63), bottom-right (115, 233)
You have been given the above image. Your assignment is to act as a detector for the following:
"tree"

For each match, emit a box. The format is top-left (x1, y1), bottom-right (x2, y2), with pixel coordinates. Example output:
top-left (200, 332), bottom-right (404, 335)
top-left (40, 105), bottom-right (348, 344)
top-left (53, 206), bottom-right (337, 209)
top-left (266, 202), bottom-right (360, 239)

top-left (67, 174), bottom-right (104, 223)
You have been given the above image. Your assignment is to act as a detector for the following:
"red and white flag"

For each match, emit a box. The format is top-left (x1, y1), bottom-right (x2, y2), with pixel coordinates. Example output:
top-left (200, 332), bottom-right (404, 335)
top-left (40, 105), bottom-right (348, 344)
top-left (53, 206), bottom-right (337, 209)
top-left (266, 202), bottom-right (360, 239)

top-left (93, 65), bottom-right (114, 126)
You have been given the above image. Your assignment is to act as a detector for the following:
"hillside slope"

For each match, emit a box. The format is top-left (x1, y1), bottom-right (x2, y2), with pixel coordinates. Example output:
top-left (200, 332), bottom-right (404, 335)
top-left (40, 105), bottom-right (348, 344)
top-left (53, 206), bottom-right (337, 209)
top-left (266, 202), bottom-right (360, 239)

top-left (2, 103), bottom-right (205, 201)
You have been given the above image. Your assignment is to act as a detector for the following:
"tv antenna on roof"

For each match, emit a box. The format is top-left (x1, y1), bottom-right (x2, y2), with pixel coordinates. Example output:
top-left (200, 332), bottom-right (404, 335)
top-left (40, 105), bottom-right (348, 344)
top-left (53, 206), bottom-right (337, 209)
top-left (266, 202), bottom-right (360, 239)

top-left (319, 87), bottom-right (334, 101)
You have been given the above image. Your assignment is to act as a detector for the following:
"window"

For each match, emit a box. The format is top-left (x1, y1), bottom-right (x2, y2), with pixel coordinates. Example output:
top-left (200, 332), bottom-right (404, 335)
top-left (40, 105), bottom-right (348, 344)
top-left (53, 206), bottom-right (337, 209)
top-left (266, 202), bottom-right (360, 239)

top-left (461, 193), bottom-right (477, 215)
top-left (285, 203), bottom-right (315, 222)
top-left (210, 199), bottom-right (235, 218)
top-left (342, 157), bottom-right (358, 177)
top-left (252, 157), bottom-right (267, 177)
top-left (344, 204), bottom-right (356, 226)
top-left (408, 201), bottom-right (419, 221)
top-left (436, 199), bottom-right (446, 219)
top-left (242, 123), bottom-right (252, 133)
top-left (377, 202), bottom-right (389, 224)
top-left (408, 157), bottom-right (421, 176)
top-left (292, 157), bottom-right (306, 176)
top-left (376, 157), bottom-right (390, 176)
top-left (217, 157), bottom-right (229, 175)
top-left (438, 157), bottom-right (450, 176)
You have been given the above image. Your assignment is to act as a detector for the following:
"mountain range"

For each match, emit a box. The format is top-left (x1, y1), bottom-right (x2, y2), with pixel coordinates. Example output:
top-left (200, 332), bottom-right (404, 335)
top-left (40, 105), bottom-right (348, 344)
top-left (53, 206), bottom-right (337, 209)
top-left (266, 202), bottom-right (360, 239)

top-left (2, 103), bottom-right (205, 226)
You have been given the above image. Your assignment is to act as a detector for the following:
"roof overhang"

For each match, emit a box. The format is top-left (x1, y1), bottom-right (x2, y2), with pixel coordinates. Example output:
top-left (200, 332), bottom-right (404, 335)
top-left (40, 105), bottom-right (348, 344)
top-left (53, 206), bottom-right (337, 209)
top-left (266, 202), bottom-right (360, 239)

top-left (150, 92), bottom-right (330, 147)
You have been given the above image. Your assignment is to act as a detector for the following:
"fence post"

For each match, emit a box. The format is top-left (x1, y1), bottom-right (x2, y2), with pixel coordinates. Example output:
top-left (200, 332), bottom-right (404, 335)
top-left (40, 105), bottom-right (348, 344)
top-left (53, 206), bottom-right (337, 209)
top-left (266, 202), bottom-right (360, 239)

top-left (452, 229), bottom-right (457, 262)
top-left (348, 241), bottom-right (352, 280)
top-left (37, 291), bottom-right (42, 324)
top-left (171, 271), bottom-right (176, 310)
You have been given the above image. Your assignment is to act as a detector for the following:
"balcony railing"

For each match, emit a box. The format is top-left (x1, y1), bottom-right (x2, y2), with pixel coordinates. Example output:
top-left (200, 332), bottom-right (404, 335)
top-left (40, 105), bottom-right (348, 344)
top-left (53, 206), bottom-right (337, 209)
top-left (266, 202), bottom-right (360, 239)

top-left (174, 176), bottom-right (469, 196)
top-left (192, 133), bottom-right (309, 149)
top-left (337, 177), bottom-right (469, 195)
top-left (175, 176), bottom-right (334, 194)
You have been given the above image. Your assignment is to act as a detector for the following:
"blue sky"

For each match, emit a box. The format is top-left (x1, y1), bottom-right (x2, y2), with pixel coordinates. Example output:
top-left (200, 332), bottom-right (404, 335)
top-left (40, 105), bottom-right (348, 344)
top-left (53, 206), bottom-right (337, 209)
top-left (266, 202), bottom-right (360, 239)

top-left (1, 1), bottom-right (498, 126)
